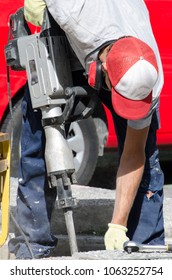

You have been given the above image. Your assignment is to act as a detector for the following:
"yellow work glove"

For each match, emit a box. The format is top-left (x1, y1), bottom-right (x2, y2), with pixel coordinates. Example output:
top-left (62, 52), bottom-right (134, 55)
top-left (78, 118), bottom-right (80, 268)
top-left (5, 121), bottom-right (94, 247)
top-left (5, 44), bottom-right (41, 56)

top-left (24, 0), bottom-right (46, 26)
top-left (104, 223), bottom-right (129, 250)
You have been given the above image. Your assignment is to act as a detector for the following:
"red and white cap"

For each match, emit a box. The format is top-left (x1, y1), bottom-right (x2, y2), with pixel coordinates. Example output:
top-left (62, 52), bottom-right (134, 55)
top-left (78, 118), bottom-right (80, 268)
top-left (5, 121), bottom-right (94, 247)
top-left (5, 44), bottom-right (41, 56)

top-left (106, 37), bottom-right (158, 120)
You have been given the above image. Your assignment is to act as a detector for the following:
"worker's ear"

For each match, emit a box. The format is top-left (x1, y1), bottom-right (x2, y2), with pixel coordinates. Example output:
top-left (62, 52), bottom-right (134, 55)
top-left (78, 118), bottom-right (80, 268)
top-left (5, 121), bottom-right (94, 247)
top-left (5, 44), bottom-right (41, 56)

top-left (88, 60), bottom-right (102, 91)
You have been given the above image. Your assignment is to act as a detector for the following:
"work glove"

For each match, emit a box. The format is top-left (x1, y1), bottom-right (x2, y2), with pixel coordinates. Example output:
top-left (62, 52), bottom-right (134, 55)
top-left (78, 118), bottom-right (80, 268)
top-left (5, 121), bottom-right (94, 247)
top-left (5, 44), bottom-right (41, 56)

top-left (104, 223), bottom-right (129, 250)
top-left (24, 0), bottom-right (46, 26)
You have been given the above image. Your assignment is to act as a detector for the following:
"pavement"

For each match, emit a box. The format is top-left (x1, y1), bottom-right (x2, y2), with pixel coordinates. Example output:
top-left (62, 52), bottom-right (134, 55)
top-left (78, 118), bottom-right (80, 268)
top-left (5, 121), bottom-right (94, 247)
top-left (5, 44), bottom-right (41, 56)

top-left (0, 177), bottom-right (171, 260)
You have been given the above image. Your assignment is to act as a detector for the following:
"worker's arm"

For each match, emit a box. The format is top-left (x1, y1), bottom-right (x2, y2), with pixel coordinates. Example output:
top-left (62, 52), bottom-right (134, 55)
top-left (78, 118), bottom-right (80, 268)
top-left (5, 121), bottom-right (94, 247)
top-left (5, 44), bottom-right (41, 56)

top-left (24, 0), bottom-right (46, 26)
top-left (105, 125), bottom-right (150, 250)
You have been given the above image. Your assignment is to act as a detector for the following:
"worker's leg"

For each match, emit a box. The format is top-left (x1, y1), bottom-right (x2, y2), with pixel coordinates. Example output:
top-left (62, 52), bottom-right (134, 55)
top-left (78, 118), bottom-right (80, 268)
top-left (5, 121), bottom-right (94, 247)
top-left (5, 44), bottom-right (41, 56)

top-left (8, 84), bottom-right (57, 259)
top-left (99, 89), bottom-right (164, 245)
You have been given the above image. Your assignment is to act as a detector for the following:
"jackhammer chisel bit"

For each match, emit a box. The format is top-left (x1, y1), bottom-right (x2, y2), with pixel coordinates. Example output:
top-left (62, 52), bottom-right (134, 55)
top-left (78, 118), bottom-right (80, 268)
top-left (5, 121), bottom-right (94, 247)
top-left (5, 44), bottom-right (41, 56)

top-left (124, 240), bottom-right (172, 254)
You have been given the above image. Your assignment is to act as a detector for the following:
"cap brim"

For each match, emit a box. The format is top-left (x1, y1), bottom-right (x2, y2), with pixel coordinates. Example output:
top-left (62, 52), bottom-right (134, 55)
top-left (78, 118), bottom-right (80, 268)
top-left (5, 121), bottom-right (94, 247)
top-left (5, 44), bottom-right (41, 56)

top-left (111, 88), bottom-right (152, 120)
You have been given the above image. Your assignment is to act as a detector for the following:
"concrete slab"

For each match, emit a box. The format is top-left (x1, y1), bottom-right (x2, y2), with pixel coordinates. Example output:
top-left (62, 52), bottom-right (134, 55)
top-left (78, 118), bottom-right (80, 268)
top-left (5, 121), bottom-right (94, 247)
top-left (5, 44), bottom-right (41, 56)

top-left (9, 178), bottom-right (172, 238)
top-left (72, 250), bottom-right (172, 260)
top-left (1, 177), bottom-right (171, 259)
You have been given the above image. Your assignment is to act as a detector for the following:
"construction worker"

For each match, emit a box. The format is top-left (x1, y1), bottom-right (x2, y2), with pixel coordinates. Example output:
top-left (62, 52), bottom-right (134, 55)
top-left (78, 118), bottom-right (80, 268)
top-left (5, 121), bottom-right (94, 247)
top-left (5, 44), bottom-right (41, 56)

top-left (9, 0), bottom-right (165, 258)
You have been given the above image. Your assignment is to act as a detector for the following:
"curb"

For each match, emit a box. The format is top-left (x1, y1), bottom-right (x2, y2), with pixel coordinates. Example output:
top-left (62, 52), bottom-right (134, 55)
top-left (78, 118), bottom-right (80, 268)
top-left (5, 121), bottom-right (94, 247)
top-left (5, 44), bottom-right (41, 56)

top-left (9, 179), bottom-right (172, 238)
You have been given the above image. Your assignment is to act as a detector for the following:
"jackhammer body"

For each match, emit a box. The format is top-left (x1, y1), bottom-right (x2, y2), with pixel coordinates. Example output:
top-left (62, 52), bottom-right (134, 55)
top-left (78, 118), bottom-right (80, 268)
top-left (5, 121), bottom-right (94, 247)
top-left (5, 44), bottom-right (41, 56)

top-left (5, 8), bottom-right (97, 255)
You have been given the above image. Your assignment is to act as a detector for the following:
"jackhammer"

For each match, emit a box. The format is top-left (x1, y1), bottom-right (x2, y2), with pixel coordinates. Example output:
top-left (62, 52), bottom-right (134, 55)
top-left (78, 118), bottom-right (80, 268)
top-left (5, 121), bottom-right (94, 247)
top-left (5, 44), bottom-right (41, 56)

top-left (5, 7), bottom-right (97, 256)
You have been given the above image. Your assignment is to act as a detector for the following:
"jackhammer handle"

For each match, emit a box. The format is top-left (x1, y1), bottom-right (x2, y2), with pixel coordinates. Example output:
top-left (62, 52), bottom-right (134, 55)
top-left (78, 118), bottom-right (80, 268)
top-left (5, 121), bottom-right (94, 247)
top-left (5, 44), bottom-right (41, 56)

top-left (65, 86), bottom-right (98, 121)
top-left (65, 86), bottom-right (88, 97)
top-left (10, 7), bottom-right (31, 39)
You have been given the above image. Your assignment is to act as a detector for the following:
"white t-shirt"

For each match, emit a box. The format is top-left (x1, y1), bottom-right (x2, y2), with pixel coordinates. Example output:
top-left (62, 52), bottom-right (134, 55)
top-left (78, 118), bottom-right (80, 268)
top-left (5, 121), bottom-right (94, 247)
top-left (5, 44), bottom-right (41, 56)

top-left (44, 0), bottom-right (163, 127)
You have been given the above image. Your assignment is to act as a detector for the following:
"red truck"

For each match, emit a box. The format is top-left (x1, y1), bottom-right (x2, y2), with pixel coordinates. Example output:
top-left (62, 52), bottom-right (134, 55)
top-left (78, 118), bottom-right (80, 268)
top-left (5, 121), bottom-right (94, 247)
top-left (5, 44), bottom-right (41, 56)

top-left (0, 0), bottom-right (172, 184)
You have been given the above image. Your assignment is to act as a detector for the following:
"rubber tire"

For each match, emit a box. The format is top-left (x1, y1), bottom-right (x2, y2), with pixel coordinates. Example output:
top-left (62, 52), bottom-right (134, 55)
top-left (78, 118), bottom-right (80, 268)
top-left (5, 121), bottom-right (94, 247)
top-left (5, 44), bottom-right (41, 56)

top-left (1, 97), bottom-right (99, 185)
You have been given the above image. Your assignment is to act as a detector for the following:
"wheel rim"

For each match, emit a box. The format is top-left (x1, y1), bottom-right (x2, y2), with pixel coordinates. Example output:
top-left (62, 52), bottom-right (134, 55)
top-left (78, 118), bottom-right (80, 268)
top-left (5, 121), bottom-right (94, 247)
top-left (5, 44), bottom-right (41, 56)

top-left (67, 122), bottom-right (85, 172)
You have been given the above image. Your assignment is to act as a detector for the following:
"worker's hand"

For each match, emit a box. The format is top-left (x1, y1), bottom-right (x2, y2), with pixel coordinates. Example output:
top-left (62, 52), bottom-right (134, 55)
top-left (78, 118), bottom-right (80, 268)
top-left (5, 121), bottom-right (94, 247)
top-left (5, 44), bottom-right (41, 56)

top-left (104, 223), bottom-right (129, 250)
top-left (24, 0), bottom-right (46, 26)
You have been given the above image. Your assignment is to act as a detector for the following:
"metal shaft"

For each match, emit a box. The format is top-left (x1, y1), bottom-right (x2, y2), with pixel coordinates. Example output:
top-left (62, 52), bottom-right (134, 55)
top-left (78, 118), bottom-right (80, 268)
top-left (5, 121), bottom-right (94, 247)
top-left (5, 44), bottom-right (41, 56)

top-left (139, 244), bottom-right (169, 252)
top-left (64, 209), bottom-right (78, 255)
top-left (124, 240), bottom-right (172, 254)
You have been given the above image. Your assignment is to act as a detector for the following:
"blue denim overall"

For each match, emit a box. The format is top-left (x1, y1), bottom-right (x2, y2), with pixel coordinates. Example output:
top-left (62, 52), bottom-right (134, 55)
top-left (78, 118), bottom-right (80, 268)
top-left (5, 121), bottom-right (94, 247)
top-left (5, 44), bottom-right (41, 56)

top-left (9, 86), bottom-right (164, 258)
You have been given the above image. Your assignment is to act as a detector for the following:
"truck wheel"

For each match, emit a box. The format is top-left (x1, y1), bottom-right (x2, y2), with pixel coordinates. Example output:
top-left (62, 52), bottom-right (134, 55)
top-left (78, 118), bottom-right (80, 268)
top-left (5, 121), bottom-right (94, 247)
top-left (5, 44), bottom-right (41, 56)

top-left (68, 118), bottom-right (99, 185)
top-left (1, 97), bottom-right (99, 185)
